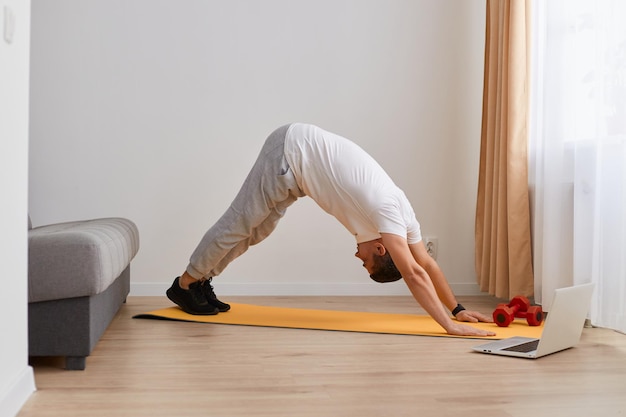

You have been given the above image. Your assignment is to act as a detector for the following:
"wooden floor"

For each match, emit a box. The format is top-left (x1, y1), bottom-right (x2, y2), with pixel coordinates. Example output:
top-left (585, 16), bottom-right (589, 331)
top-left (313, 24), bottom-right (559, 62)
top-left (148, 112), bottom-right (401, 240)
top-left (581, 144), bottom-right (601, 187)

top-left (19, 295), bottom-right (626, 417)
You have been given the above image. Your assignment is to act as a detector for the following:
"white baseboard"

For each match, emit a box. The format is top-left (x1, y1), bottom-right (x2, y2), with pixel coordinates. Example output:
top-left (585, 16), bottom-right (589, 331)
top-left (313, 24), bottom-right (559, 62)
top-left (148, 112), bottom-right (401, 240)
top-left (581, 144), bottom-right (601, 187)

top-left (130, 281), bottom-right (483, 297)
top-left (0, 366), bottom-right (36, 417)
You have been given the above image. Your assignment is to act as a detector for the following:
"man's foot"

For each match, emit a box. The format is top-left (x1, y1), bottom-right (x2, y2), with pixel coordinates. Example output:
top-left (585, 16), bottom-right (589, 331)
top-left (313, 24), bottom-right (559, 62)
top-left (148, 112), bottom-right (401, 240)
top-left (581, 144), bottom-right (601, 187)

top-left (200, 278), bottom-right (231, 312)
top-left (166, 277), bottom-right (219, 315)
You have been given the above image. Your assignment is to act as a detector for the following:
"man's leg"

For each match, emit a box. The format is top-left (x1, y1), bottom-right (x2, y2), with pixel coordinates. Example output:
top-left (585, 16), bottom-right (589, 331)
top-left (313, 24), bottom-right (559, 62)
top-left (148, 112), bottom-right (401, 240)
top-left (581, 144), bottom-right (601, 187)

top-left (194, 193), bottom-right (297, 279)
top-left (168, 125), bottom-right (303, 313)
top-left (186, 124), bottom-right (302, 279)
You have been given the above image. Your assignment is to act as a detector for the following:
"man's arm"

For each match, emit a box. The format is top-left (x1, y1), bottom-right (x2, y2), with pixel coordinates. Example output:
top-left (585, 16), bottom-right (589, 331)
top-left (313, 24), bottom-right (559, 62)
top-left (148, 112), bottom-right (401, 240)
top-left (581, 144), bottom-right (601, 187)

top-left (409, 240), bottom-right (493, 323)
top-left (380, 233), bottom-right (495, 337)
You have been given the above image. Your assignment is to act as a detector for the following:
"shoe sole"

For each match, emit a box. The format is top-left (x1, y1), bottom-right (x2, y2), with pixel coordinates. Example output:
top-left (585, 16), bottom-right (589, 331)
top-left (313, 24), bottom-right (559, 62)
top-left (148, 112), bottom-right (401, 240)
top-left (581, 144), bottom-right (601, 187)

top-left (166, 288), bottom-right (219, 316)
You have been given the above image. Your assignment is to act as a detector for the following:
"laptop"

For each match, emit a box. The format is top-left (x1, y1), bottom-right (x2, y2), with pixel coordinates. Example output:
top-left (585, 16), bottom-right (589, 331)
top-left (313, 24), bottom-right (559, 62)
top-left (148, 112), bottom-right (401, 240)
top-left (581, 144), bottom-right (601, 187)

top-left (472, 283), bottom-right (594, 359)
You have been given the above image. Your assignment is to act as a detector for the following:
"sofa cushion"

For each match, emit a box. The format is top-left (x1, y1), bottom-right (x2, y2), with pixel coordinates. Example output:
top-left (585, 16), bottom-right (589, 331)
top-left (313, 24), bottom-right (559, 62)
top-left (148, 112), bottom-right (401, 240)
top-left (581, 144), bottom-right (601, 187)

top-left (28, 218), bottom-right (139, 303)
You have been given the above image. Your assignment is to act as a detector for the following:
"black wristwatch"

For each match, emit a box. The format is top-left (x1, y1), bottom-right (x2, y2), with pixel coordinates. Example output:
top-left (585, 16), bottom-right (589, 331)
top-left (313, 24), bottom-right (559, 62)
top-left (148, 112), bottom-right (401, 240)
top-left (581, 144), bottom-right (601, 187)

top-left (451, 303), bottom-right (466, 317)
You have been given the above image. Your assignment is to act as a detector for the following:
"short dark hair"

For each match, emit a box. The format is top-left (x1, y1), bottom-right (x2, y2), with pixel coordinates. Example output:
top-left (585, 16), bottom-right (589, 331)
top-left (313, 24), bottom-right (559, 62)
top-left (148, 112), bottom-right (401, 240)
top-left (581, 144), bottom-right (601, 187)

top-left (369, 252), bottom-right (402, 283)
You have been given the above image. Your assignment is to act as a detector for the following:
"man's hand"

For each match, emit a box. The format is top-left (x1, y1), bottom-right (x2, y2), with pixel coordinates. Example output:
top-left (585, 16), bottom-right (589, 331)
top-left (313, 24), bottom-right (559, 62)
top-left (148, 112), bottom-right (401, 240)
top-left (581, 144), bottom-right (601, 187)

top-left (446, 322), bottom-right (496, 337)
top-left (455, 309), bottom-right (493, 323)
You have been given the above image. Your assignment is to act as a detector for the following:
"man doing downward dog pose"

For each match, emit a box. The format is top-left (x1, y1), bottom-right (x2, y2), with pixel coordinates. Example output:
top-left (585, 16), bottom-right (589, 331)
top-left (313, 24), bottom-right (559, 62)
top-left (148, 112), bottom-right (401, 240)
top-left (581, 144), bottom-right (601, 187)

top-left (167, 123), bottom-right (495, 337)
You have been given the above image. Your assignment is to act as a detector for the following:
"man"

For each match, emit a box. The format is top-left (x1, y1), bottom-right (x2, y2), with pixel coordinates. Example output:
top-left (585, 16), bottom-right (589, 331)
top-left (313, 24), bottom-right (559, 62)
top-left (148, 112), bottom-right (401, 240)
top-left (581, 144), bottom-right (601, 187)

top-left (167, 123), bottom-right (495, 337)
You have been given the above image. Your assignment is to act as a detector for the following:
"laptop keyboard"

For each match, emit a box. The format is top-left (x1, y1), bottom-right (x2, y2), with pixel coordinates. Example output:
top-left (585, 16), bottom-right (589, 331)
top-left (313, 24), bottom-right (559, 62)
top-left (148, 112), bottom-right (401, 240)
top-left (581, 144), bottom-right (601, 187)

top-left (502, 339), bottom-right (540, 353)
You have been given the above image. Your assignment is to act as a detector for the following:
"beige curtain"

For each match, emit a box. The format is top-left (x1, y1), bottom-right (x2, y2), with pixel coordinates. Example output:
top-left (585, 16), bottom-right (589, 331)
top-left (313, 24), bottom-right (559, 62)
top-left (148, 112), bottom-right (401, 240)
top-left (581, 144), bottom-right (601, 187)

top-left (475, 0), bottom-right (534, 299)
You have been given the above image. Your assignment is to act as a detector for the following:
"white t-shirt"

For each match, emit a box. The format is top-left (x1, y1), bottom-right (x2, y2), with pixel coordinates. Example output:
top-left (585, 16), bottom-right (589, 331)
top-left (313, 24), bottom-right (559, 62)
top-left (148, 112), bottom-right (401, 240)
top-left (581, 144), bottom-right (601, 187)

top-left (284, 123), bottom-right (422, 244)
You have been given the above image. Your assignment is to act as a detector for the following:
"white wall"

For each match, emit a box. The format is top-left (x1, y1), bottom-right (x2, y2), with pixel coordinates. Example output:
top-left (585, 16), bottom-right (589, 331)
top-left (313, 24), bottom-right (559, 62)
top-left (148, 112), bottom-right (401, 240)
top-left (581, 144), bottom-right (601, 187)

top-left (29, 0), bottom-right (486, 296)
top-left (0, 1), bottom-right (36, 416)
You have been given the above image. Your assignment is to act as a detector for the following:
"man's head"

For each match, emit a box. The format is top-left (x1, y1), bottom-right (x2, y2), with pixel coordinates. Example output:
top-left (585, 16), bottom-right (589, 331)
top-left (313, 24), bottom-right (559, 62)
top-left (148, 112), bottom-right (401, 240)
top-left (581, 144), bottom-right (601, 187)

top-left (369, 251), bottom-right (403, 283)
top-left (355, 239), bottom-right (403, 283)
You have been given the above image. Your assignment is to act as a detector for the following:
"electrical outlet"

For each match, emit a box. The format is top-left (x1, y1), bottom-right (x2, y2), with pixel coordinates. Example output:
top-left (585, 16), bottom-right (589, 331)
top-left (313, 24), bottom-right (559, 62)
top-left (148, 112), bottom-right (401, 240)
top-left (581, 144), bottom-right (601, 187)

top-left (424, 237), bottom-right (438, 260)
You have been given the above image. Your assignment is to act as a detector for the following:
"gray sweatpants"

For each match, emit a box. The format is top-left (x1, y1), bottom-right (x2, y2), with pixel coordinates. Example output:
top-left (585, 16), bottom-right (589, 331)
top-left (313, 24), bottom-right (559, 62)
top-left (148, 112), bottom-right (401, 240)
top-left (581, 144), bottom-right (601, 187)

top-left (186, 124), bottom-right (305, 279)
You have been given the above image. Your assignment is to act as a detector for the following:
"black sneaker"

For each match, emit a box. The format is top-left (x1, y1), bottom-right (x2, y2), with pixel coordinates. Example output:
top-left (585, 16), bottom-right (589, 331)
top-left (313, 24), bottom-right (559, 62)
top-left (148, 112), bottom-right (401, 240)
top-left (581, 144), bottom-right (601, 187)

top-left (200, 278), bottom-right (231, 312)
top-left (166, 277), bottom-right (219, 315)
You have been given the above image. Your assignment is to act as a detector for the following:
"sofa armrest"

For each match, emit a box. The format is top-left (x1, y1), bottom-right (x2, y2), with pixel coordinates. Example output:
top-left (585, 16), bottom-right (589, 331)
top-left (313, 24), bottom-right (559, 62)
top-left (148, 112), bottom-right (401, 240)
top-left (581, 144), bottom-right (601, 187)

top-left (28, 218), bottom-right (139, 303)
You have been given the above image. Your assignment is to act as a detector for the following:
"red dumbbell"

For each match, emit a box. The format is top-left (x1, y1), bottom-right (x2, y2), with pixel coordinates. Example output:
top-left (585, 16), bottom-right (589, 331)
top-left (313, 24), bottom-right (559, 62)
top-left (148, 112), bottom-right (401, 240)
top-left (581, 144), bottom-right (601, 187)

top-left (492, 296), bottom-right (544, 327)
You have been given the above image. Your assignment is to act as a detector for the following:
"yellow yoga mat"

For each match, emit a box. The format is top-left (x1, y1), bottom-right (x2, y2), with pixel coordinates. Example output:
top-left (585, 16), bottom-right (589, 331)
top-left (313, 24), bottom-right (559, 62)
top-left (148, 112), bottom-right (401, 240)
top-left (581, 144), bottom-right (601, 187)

top-left (133, 303), bottom-right (544, 340)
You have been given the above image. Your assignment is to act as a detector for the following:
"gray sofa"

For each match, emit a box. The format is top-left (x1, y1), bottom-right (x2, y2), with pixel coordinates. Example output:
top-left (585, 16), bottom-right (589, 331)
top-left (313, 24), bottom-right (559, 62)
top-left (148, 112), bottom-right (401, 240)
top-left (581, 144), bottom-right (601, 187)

top-left (28, 217), bottom-right (140, 370)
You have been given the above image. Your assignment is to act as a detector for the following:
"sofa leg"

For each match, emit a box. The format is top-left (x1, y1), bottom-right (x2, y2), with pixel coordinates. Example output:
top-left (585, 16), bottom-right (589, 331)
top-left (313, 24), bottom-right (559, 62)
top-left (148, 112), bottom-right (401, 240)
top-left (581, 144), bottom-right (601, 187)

top-left (65, 356), bottom-right (86, 370)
